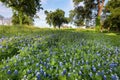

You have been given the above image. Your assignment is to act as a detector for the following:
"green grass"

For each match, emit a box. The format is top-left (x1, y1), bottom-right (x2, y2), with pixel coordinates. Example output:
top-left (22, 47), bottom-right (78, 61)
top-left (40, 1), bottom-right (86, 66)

top-left (0, 26), bottom-right (120, 80)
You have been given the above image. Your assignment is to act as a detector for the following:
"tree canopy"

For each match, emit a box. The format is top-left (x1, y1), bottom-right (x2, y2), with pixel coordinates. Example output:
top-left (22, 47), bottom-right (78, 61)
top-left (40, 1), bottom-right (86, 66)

top-left (45, 9), bottom-right (69, 28)
top-left (72, 0), bottom-right (105, 28)
top-left (103, 0), bottom-right (120, 31)
top-left (0, 0), bottom-right (43, 25)
top-left (12, 12), bottom-right (34, 25)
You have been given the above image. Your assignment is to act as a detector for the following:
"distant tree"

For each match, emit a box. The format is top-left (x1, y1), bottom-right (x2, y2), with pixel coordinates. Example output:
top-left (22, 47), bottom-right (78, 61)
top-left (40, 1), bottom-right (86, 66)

top-left (0, 0), bottom-right (43, 25)
top-left (45, 9), bottom-right (69, 29)
top-left (12, 12), bottom-right (34, 25)
top-left (72, 0), bottom-right (105, 28)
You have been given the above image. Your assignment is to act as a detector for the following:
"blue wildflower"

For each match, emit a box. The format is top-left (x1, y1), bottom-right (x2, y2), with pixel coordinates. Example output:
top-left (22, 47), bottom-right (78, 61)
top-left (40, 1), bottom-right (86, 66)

top-left (36, 72), bottom-right (41, 80)
top-left (62, 69), bottom-right (67, 75)
top-left (27, 69), bottom-right (32, 74)
top-left (103, 75), bottom-right (107, 80)
top-left (109, 63), bottom-right (117, 68)
top-left (92, 66), bottom-right (96, 72)
top-left (89, 72), bottom-right (92, 77)
top-left (7, 70), bottom-right (11, 75)
top-left (36, 63), bottom-right (39, 67)
top-left (44, 72), bottom-right (46, 77)
top-left (78, 71), bottom-right (82, 75)
top-left (68, 73), bottom-right (71, 77)
top-left (14, 70), bottom-right (18, 75)
top-left (111, 74), bottom-right (118, 80)
top-left (59, 62), bottom-right (63, 67)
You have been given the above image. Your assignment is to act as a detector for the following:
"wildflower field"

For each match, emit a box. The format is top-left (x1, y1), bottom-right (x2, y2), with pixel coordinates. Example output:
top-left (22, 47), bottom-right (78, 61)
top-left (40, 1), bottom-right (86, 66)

top-left (0, 26), bottom-right (120, 80)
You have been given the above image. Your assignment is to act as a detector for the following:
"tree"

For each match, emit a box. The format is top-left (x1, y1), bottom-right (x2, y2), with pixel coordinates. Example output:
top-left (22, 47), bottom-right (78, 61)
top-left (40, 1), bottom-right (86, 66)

top-left (45, 9), bottom-right (69, 29)
top-left (69, 6), bottom-right (86, 26)
top-left (103, 0), bottom-right (120, 31)
top-left (0, 0), bottom-right (43, 25)
top-left (72, 0), bottom-right (105, 28)
top-left (12, 12), bottom-right (34, 25)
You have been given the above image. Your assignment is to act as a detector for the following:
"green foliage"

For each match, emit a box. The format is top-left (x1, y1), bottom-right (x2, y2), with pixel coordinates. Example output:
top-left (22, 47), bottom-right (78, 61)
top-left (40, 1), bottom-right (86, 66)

top-left (45, 9), bottom-right (69, 28)
top-left (12, 12), bottom-right (34, 25)
top-left (72, 0), bottom-right (105, 28)
top-left (103, 0), bottom-right (120, 31)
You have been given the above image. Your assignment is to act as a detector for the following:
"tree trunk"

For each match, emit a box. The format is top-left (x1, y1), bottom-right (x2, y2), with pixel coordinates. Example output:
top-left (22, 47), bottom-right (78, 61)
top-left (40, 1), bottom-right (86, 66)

top-left (96, 0), bottom-right (105, 29)
top-left (58, 25), bottom-right (60, 29)
top-left (19, 12), bottom-right (23, 25)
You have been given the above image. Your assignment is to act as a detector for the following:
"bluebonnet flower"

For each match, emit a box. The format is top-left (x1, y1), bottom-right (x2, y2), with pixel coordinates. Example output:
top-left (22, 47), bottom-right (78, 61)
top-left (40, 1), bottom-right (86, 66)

top-left (89, 72), bottom-right (92, 77)
top-left (103, 75), bottom-right (107, 80)
top-left (46, 58), bottom-right (50, 62)
top-left (68, 73), bottom-right (71, 77)
top-left (98, 63), bottom-right (101, 67)
top-left (97, 70), bottom-right (104, 76)
top-left (44, 62), bottom-right (47, 66)
top-left (0, 45), bottom-right (2, 49)
top-left (59, 62), bottom-right (63, 67)
top-left (40, 69), bottom-right (44, 75)
top-left (109, 63), bottom-right (117, 68)
top-left (27, 69), bottom-right (32, 74)
top-left (82, 60), bottom-right (84, 64)
top-left (36, 72), bottom-right (41, 80)
top-left (5, 65), bottom-right (9, 69)
top-left (36, 63), bottom-right (39, 67)
top-left (62, 69), bottom-right (67, 75)
top-left (7, 70), bottom-right (11, 75)
top-left (40, 66), bottom-right (43, 69)
top-left (78, 61), bottom-right (80, 65)
top-left (111, 74), bottom-right (118, 80)
top-left (92, 66), bottom-right (96, 72)
top-left (14, 70), bottom-right (18, 75)
top-left (43, 72), bottom-right (46, 77)
top-left (78, 71), bottom-right (82, 75)
top-left (56, 74), bottom-right (59, 77)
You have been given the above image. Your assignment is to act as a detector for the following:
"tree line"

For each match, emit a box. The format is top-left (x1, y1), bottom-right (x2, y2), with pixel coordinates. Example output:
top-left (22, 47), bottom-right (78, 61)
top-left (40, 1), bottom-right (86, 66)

top-left (0, 0), bottom-right (120, 31)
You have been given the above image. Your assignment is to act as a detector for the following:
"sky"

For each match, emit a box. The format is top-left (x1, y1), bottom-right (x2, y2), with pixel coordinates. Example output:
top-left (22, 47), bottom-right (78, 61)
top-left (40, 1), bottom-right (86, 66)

top-left (0, 0), bottom-right (108, 27)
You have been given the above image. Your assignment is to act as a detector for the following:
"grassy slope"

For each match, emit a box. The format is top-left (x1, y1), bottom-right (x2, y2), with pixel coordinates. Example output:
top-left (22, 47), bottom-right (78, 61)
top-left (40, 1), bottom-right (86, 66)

top-left (0, 26), bottom-right (120, 79)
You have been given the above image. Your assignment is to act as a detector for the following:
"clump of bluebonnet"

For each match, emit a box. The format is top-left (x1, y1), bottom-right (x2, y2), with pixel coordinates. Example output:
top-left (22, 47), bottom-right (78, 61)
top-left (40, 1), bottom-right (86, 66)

top-left (92, 66), bottom-right (96, 72)
top-left (62, 69), bottom-right (67, 75)
top-left (14, 70), bottom-right (18, 75)
top-left (111, 74), bottom-right (119, 80)
top-left (109, 63), bottom-right (117, 68)
top-left (36, 72), bottom-right (40, 80)
top-left (7, 70), bottom-right (11, 75)
top-left (27, 69), bottom-right (32, 74)
top-left (103, 75), bottom-right (107, 80)
top-left (36, 63), bottom-right (39, 67)
top-left (59, 62), bottom-right (63, 67)
top-left (68, 73), bottom-right (71, 77)
top-left (89, 72), bottom-right (92, 77)
top-left (78, 71), bottom-right (82, 75)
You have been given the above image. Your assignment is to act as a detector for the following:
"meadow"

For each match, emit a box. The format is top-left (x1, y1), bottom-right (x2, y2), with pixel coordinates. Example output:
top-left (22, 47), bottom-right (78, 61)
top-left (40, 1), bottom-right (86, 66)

top-left (0, 26), bottom-right (120, 80)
